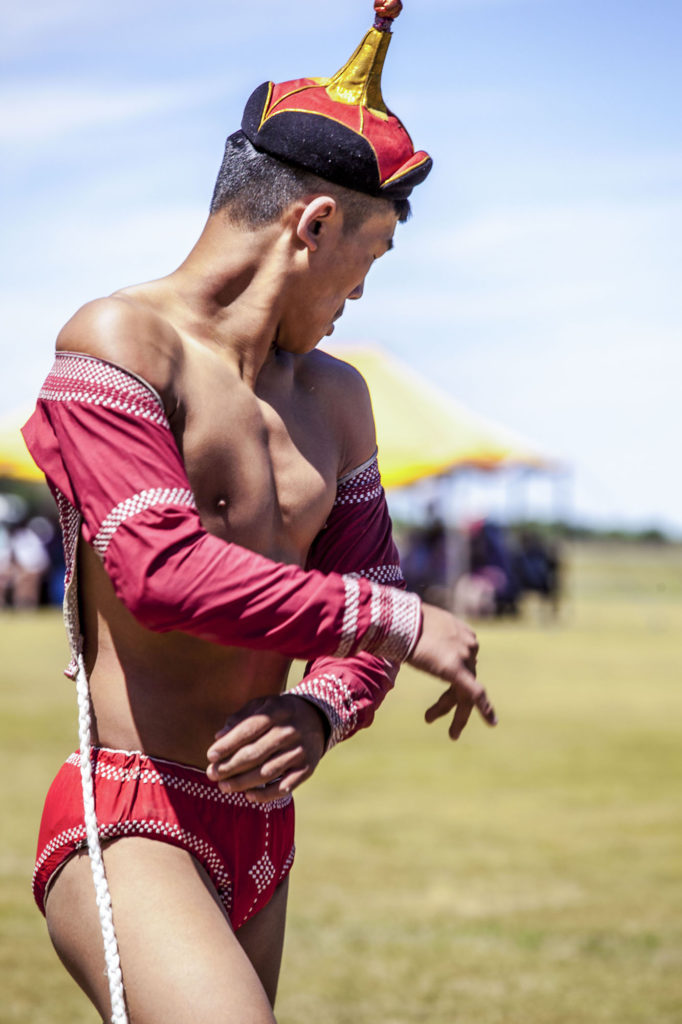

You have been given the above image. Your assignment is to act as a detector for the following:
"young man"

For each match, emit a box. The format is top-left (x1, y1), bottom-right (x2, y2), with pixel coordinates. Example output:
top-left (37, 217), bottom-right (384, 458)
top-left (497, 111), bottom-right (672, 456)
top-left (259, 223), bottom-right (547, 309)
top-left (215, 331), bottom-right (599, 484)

top-left (23, 4), bottom-right (496, 1021)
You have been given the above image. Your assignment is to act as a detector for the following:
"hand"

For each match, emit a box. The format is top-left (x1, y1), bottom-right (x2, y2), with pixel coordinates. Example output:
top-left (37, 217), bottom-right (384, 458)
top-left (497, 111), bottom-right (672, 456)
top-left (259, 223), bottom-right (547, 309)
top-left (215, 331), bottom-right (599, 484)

top-left (206, 693), bottom-right (327, 804)
top-left (407, 603), bottom-right (497, 739)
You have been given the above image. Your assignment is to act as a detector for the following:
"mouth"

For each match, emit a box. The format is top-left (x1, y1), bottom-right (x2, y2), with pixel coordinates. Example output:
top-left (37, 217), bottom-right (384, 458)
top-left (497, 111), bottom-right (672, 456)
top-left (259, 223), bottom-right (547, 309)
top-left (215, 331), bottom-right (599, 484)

top-left (325, 306), bottom-right (345, 337)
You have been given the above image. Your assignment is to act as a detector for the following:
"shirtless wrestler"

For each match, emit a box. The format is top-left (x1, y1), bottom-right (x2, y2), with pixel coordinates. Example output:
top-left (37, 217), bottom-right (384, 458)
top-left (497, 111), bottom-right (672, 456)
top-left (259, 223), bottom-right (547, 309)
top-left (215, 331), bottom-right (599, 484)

top-left (22, 5), bottom-right (496, 1022)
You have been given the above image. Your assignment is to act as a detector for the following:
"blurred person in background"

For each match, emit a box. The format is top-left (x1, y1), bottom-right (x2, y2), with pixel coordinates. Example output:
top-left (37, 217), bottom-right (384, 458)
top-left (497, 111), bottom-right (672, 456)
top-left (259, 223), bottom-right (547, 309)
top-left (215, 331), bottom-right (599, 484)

top-left (0, 521), bottom-right (12, 607)
top-left (9, 517), bottom-right (51, 608)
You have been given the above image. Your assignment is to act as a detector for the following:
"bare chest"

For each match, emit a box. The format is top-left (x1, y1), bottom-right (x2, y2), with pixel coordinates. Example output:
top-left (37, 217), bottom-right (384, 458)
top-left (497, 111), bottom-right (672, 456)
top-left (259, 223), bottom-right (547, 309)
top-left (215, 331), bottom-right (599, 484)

top-left (174, 356), bottom-right (339, 564)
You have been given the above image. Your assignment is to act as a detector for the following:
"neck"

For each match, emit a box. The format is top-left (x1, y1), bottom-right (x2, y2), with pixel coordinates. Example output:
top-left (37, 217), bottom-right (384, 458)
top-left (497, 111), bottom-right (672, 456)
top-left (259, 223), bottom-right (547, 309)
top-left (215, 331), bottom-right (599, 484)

top-left (167, 213), bottom-right (295, 387)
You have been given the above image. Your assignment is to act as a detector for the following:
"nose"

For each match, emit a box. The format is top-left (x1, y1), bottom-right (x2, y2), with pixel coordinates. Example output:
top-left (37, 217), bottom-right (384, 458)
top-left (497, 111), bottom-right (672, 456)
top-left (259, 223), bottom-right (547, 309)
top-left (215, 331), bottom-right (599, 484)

top-left (348, 280), bottom-right (365, 301)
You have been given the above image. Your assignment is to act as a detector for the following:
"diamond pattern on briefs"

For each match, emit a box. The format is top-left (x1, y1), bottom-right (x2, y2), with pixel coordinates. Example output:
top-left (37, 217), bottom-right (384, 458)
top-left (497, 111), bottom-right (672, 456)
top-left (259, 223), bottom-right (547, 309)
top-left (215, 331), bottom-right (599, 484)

top-left (249, 852), bottom-right (277, 895)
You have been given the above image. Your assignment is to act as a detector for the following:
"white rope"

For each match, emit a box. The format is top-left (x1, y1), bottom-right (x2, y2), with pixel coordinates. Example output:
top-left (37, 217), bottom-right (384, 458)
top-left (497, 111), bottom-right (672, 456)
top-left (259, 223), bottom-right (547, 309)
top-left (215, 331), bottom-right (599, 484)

top-left (75, 654), bottom-right (129, 1024)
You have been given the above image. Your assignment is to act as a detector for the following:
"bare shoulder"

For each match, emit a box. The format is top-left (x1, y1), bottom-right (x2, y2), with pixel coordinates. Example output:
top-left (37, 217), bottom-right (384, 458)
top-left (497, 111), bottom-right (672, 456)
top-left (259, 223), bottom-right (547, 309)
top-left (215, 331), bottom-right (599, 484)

top-left (56, 293), bottom-right (183, 406)
top-left (298, 349), bottom-right (376, 478)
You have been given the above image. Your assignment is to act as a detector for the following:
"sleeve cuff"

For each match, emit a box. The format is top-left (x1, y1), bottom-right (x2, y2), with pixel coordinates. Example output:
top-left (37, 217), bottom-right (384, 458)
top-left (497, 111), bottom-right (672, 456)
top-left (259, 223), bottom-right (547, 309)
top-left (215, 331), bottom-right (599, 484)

top-left (287, 674), bottom-right (359, 751)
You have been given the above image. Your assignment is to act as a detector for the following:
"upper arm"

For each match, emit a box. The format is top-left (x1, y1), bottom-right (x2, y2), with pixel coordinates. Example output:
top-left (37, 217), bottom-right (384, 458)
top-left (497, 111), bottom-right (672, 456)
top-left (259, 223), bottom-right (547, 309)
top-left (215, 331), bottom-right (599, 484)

top-left (338, 364), bottom-right (376, 478)
top-left (303, 352), bottom-right (377, 478)
top-left (56, 297), bottom-right (182, 414)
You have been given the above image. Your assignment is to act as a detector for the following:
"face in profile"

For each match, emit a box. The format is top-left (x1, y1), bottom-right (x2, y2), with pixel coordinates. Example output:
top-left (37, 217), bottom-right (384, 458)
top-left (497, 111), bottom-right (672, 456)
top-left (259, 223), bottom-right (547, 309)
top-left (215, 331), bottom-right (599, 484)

top-left (277, 201), bottom-right (398, 353)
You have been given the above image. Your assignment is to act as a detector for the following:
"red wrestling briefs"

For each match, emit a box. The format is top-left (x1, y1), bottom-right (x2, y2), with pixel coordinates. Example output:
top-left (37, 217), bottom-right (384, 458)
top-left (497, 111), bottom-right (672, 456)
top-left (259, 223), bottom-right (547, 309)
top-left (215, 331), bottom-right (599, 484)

top-left (34, 748), bottom-right (295, 929)
top-left (22, 353), bottom-right (420, 674)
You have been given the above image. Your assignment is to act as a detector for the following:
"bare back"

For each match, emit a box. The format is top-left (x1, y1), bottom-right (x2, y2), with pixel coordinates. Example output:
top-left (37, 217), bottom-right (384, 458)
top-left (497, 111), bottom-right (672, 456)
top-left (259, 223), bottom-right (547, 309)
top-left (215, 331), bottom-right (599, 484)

top-left (62, 282), bottom-right (376, 767)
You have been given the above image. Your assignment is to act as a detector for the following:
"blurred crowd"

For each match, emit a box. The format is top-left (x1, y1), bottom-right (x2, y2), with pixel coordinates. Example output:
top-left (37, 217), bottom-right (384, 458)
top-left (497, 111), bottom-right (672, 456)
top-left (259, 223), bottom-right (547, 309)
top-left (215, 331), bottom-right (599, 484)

top-left (401, 512), bottom-right (562, 620)
top-left (0, 492), bottom-right (64, 610)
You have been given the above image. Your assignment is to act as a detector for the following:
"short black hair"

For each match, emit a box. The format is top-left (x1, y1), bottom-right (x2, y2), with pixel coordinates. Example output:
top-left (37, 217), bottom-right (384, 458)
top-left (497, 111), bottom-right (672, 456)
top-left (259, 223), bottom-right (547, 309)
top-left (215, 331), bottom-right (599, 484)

top-left (210, 132), bottom-right (410, 231)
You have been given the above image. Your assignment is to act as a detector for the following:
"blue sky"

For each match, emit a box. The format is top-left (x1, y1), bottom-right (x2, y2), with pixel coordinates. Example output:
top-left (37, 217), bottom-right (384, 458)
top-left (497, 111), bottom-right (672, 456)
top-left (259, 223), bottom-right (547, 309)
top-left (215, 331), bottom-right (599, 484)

top-left (2, 0), bottom-right (681, 533)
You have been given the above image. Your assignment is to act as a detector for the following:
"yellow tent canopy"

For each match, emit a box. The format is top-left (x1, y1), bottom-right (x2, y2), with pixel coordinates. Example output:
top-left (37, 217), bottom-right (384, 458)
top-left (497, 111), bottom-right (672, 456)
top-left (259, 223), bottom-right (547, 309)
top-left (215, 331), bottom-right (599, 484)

top-left (324, 345), bottom-right (554, 489)
top-left (0, 407), bottom-right (44, 483)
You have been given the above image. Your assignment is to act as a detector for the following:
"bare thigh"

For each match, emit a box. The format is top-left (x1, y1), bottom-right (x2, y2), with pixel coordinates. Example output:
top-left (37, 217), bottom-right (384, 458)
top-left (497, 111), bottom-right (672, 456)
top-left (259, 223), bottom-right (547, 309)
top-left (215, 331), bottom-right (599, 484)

top-left (45, 838), bottom-right (285, 1024)
top-left (236, 874), bottom-right (289, 1007)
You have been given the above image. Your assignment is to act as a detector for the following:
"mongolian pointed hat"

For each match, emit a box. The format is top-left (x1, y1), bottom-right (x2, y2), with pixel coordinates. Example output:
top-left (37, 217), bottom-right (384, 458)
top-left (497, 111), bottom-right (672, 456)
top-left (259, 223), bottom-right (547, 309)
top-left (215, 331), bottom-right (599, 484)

top-left (240, 1), bottom-right (432, 201)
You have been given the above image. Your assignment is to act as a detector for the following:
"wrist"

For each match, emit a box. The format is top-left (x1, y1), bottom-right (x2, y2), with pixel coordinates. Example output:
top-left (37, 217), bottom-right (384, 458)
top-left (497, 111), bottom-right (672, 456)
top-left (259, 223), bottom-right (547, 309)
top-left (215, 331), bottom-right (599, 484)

top-left (287, 692), bottom-right (332, 749)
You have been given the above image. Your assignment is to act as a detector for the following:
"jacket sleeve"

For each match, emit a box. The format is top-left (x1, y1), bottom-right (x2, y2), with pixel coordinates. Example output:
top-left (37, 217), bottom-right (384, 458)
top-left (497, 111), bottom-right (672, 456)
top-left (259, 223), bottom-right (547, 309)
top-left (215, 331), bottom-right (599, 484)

top-left (21, 352), bottom-right (422, 664)
top-left (288, 454), bottom-right (406, 749)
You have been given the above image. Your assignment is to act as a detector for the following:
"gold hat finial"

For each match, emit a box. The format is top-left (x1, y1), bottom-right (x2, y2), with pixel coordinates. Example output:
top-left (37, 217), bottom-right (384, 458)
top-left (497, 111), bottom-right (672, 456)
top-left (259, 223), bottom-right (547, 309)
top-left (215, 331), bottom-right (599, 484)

top-left (324, 1), bottom-right (404, 117)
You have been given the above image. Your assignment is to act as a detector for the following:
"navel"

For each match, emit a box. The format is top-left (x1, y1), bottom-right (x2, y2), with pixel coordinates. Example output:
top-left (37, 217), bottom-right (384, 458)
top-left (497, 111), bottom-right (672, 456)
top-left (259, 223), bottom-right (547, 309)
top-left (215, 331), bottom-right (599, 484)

top-left (216, 498), bottom-right (228, 511)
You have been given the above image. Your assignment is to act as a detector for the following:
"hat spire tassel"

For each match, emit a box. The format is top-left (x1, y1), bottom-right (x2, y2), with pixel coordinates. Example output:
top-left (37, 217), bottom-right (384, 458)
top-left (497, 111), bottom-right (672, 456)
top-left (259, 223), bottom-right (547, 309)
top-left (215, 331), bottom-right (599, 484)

top-left (325, 1), bottom-right (403, 117)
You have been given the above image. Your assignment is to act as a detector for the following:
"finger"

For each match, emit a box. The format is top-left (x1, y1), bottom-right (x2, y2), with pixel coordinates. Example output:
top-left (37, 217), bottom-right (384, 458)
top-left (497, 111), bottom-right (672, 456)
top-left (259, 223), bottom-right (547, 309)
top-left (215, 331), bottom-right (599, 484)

top-left (449, 698), bottom-right (474, 741)
top-left (424, 687), bottom-right (457, 724)
top-left (213, 696), bottom-right (271, 734)
top-left (216, 746), bottom-right (304, 793)
top-left (424, 661), bottom-right (480, 723)
top-left (242, 767), bottom-right (312, 805)
top-left (207, 726), bottom-right (297, 780)
top-left (475, 689), bottom-right (498, 727)
top-left (207, 713), bottom-right (285, 762)
top-left (212, 692), bottom-right (294, 741)
top-left (465, 640), bottom-right (479, 674)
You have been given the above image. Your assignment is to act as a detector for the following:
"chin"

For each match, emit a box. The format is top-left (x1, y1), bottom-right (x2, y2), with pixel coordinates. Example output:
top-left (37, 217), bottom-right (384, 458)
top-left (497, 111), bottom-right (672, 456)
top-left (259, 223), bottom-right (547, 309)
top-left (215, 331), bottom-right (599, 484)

top-left (277, 331), bottom-right (322, 356)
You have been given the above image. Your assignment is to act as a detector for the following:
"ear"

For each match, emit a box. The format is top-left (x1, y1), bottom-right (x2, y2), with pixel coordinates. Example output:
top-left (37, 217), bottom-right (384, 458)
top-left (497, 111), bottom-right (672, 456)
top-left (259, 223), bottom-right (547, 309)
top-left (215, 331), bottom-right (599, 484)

top-left (296, 196), bottom-right (339, 252)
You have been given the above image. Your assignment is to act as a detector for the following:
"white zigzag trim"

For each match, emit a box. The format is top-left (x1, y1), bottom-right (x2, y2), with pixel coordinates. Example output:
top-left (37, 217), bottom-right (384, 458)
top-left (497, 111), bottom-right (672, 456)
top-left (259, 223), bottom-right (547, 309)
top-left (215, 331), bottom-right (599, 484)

top-left (334, 575), bottom-right (360, 658)
top-left (40, 353), bottom-right (168, 426)
top-left (64, 751), bottom-right (291, 812)
top-left (33, 818), bottom-right (233, 912)
top-left (288, 673), bottom-right (358, 750)
top-left (372, 588), bottom-right (422, 662)
top-left (93, 488), bottom-right (196, 556)
top-left (357, 563), bottom-right (404, 586)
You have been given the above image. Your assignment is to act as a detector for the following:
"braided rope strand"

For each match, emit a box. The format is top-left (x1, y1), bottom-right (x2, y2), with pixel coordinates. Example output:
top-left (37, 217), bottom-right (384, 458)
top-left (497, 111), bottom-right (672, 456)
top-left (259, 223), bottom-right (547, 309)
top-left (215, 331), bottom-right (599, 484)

top-left (75, 655), bottom-right (129, 1024)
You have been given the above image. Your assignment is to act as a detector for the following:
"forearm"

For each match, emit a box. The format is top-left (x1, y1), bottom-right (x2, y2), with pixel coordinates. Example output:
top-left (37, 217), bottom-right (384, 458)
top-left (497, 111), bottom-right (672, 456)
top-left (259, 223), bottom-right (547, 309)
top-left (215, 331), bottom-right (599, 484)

top-left (101, 508), bottom-right (420, 662)
top-left (289, 652), bottom-right (399, 749)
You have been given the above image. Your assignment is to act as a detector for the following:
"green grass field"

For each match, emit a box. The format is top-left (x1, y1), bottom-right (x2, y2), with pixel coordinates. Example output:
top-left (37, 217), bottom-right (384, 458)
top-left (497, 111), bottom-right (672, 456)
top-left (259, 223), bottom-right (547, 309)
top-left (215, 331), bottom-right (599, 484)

top-left (1, 542), bottom-right (681, 1023)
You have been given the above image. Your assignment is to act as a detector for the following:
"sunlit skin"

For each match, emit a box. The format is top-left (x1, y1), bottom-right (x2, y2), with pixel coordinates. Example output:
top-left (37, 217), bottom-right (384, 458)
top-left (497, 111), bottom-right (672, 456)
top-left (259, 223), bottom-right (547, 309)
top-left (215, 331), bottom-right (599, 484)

top-left (43, 192), bottom-right (495, 1023)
